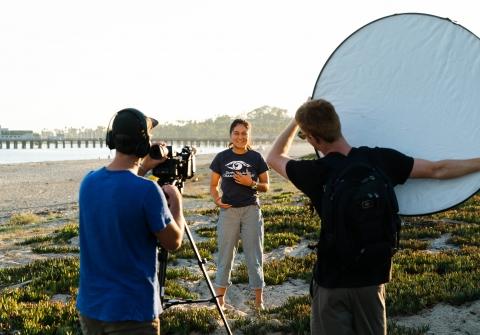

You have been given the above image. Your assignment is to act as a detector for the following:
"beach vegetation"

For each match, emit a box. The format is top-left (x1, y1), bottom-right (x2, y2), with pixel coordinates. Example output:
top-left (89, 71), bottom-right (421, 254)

top-left (0, 258), bottom-right (211, 334)
top-left (166, 267), bottom-right (202, 281)
top-left (195, 226), bottom-right (217, 238)
top-left (6, 212), bottom-right (41, 226)
top-left (160, 307), bottom-right (219, 334)
top-left (1, 178), bottom-right (479, 334)
top-left (164, 281), bottom-right (199, 301)
top-left (32, 245), bottom-right (79, 254)
top-left (232, 254), bottom-right (315, 285)
top-left (264, 232), bottom-right (301, 251)
top-left (171, 238), bottom-right (217, 261)
top-left (15, 222), bottom-right (79, 254)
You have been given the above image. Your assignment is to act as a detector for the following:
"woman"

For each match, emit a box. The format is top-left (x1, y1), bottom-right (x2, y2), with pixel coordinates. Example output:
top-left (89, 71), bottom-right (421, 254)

top-left (210, 119), bottom-right (269, 310)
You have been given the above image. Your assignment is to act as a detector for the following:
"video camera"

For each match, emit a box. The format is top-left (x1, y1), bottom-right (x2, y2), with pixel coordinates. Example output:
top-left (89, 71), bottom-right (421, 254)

top-left (149, 145), bottom-right (196, 193)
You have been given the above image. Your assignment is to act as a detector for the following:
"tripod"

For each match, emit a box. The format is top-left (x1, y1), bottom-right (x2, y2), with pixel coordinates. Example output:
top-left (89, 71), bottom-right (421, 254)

top-left (157, 223), bottom-right (233, 335)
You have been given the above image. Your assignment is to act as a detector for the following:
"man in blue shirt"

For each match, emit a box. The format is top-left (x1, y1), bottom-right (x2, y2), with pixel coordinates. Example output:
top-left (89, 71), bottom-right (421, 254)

top-left (77, 108), bottom-right (186, 335)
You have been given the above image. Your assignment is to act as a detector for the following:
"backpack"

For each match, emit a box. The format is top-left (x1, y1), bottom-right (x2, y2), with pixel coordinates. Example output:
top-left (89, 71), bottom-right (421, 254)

top-left (318, 159), bottom-right (401, 272)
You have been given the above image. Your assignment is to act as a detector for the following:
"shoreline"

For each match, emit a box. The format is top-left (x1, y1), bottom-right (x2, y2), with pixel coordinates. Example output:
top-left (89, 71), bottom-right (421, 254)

top-left (0, 142), bottom-right (313, 216)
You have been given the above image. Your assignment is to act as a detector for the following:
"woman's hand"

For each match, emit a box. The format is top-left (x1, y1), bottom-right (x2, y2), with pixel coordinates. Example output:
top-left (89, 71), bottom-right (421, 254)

top-left (210, 171), bottom-right (232, 208)
top-left (233, 171), bottom-right (254, 187)
top-left (215, 196), bottom-right (232, 209)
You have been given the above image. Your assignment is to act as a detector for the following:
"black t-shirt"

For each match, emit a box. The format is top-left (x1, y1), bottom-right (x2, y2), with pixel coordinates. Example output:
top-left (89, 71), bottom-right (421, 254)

top-left (286, 146), bottom-right (414, 288)
top-left (210, 148), bottom-right (269, 207)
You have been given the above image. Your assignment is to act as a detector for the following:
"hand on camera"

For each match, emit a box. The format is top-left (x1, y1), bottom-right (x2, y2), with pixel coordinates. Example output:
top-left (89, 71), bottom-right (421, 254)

top-left (141, 142), bottom-right (168, 172)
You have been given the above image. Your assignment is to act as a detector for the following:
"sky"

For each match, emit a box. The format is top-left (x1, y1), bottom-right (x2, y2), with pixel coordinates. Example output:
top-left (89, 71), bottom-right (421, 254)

top-left (1, 0), bottom-right (479, 132)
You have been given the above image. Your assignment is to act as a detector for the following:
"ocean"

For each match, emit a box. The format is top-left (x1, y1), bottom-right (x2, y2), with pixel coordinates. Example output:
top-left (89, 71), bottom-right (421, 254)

top-left (0, 143), bottom-right (225, 165)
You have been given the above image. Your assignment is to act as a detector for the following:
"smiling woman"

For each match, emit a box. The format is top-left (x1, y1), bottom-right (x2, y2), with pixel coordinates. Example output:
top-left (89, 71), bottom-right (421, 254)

top-left (209, 119), bottom-right (270, 310)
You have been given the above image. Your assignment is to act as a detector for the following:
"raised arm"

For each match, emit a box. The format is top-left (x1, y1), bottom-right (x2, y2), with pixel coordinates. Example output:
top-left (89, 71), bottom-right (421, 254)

top-left (410, 157), bottom-right (480, 179)
top-left (266, 119), bottom-right (299, 179)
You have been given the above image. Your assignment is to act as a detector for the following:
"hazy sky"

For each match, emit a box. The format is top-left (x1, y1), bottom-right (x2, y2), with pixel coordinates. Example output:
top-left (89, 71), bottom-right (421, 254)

top-left (1, 0), bottom-right (479, 132)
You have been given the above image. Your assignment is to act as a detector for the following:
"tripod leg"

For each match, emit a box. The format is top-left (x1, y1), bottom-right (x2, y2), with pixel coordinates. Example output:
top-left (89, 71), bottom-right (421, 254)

top-left (184, 224), bottom-right (233, 335)
top-left (157, 247), bottom-right (169, 308)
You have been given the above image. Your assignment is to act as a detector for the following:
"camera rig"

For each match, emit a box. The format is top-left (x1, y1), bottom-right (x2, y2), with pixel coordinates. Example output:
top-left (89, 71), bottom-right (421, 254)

top-left (150, 145), bottom-right (196, 193)
top-left (150, 144), bottom-right (233, 334)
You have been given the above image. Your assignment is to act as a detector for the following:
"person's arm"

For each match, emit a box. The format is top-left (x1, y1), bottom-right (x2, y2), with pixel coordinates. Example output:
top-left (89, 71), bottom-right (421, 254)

top-left (210, 171), bottom-right (232, 208)
top-left (266, 119), bottom-right (299, 179)
top-left (256, 171), bottom-right (269, 192)
top-left (155, 184), bottom-right (185, 251)
top-left (410, 157), bottom-right (480, 179)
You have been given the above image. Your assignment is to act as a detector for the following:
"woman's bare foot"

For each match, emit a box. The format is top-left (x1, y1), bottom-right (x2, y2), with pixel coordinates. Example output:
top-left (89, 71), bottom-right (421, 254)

top-left (216, 287), bottom-right (227, 308)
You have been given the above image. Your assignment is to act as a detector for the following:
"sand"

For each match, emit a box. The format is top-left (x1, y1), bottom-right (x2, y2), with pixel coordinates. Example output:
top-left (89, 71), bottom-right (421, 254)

top-left (0, 142), bottom-right (313, 216)
top-left (1, 142), bottom-right (479, 334)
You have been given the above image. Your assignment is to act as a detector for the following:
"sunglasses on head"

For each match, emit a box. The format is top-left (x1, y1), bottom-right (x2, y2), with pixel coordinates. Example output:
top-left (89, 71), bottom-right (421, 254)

top-left (297, 130), bottom-right (307, 140)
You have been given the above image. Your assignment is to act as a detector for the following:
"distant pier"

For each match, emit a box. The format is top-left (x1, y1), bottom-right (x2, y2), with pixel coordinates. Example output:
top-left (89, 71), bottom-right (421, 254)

top-left (0, 138), bottom-right (272, 150)
top-left (0, 139), bottom-right (106, 149)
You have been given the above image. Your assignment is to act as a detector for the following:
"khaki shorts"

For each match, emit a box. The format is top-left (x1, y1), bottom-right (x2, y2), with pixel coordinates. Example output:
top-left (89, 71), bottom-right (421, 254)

top-left (79, 314), bottom-right (160, 335)
top-left (310, 281), bottom-right (386, 335)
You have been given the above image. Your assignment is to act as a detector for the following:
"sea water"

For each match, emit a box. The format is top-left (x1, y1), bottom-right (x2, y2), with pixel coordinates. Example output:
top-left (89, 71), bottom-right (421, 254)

top-left (0, 143), bottom-right (225, 165)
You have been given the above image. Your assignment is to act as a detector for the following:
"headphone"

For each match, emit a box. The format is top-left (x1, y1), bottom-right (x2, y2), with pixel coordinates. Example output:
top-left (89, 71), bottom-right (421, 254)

top-left (105, 108), bottom-right (150, 158)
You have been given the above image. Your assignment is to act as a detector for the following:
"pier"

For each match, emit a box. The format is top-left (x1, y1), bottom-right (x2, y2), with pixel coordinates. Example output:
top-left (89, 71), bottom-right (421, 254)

top-left (0, 139), bottom-right (106, 150)
top-left (0, 138), bottom-right (272, 150)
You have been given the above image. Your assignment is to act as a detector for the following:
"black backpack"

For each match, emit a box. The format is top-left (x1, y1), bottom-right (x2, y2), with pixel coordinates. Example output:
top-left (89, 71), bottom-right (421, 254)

top-left (318, 159), bottom-right (401, 271)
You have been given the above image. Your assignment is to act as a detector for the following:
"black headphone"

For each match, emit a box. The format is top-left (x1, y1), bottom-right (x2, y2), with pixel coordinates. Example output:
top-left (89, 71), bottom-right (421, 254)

top-left (105, 108), bottom-right (150, 158)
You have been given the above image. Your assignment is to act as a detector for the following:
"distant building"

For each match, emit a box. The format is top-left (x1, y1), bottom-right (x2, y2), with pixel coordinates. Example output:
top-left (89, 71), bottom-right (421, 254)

top-left (0, 126), bottom-right (37, 140)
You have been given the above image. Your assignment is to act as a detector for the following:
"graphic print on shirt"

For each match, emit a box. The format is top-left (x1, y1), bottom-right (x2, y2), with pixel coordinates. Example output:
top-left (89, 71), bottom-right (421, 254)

top-left (224, 160), bottom-right (255, 179)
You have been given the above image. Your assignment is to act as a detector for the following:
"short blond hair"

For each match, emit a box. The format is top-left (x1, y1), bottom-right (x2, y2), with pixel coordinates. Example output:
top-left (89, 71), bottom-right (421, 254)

top-left (295, 99), bottom-right (341, 143)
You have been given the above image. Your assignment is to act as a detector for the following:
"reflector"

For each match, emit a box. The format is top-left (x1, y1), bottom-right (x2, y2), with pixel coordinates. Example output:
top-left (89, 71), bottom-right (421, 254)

top-left (313, 13), bottom-right (480, 216)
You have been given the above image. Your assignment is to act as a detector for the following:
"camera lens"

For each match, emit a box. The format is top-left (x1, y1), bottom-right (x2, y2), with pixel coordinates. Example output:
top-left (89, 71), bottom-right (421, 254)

top-left (149, 145), bottom-right (162, 159)
top-left (149, 145), bottom-right (171, 159)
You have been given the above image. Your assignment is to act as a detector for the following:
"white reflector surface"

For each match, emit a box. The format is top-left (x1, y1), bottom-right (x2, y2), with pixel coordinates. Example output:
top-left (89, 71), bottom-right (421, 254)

top-left (313, 13), bottom-right (480, 216)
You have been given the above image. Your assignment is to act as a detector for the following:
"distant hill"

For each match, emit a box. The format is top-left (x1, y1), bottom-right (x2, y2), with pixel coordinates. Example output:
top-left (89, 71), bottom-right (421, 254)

top-left (151, 105), bottom-right (291, 141)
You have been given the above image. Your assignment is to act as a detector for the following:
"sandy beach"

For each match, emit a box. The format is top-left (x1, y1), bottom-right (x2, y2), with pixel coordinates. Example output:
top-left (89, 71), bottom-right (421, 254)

top-left (1, 142), bottom-right (479, 334)
top-left (0, 142), bottom-right (313, 216)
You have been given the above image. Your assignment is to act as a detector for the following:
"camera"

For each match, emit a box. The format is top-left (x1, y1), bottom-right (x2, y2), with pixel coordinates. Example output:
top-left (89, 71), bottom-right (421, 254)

top-left (150, 145), bottom-right (196, 193)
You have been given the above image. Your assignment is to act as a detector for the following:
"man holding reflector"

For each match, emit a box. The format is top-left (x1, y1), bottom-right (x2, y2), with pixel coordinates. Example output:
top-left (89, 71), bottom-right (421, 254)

top-left (266, 98), bottom-right (480, 335)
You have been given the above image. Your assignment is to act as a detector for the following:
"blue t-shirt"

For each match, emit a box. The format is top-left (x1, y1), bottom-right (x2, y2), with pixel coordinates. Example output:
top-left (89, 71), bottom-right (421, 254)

top-left (76, 167), bottom-right (172, 322)
top-left (210, 148), bottom-right (269, 207)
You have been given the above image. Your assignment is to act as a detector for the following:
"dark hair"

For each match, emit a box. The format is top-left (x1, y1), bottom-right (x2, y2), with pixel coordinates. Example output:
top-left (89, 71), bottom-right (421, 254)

top-left (106, 108), bottom-right (152, 157)
top-left (113, 134), bottom-right (140, 155)
top-left (228, 119), bottom-right (252, 150)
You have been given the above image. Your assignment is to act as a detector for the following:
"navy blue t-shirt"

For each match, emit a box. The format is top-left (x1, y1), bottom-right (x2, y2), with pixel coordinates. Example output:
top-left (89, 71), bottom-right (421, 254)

top-left (210, 148), bottom-right (269, 207)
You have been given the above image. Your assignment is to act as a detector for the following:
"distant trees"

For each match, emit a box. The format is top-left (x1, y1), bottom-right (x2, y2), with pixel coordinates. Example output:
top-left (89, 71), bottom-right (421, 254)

top-left (29, 105), bottom-right (292, 141)
top-left (152, 105), bottom-right (291, 141)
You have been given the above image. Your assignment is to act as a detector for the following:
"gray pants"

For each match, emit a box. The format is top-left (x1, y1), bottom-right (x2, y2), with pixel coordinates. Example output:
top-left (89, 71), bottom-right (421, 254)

top-left (215, 205), bottom-right (265, 289)
top-left (79, 314), bottom-right (159, 335)
top-left (310, 282), bottom-right (386, 335)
